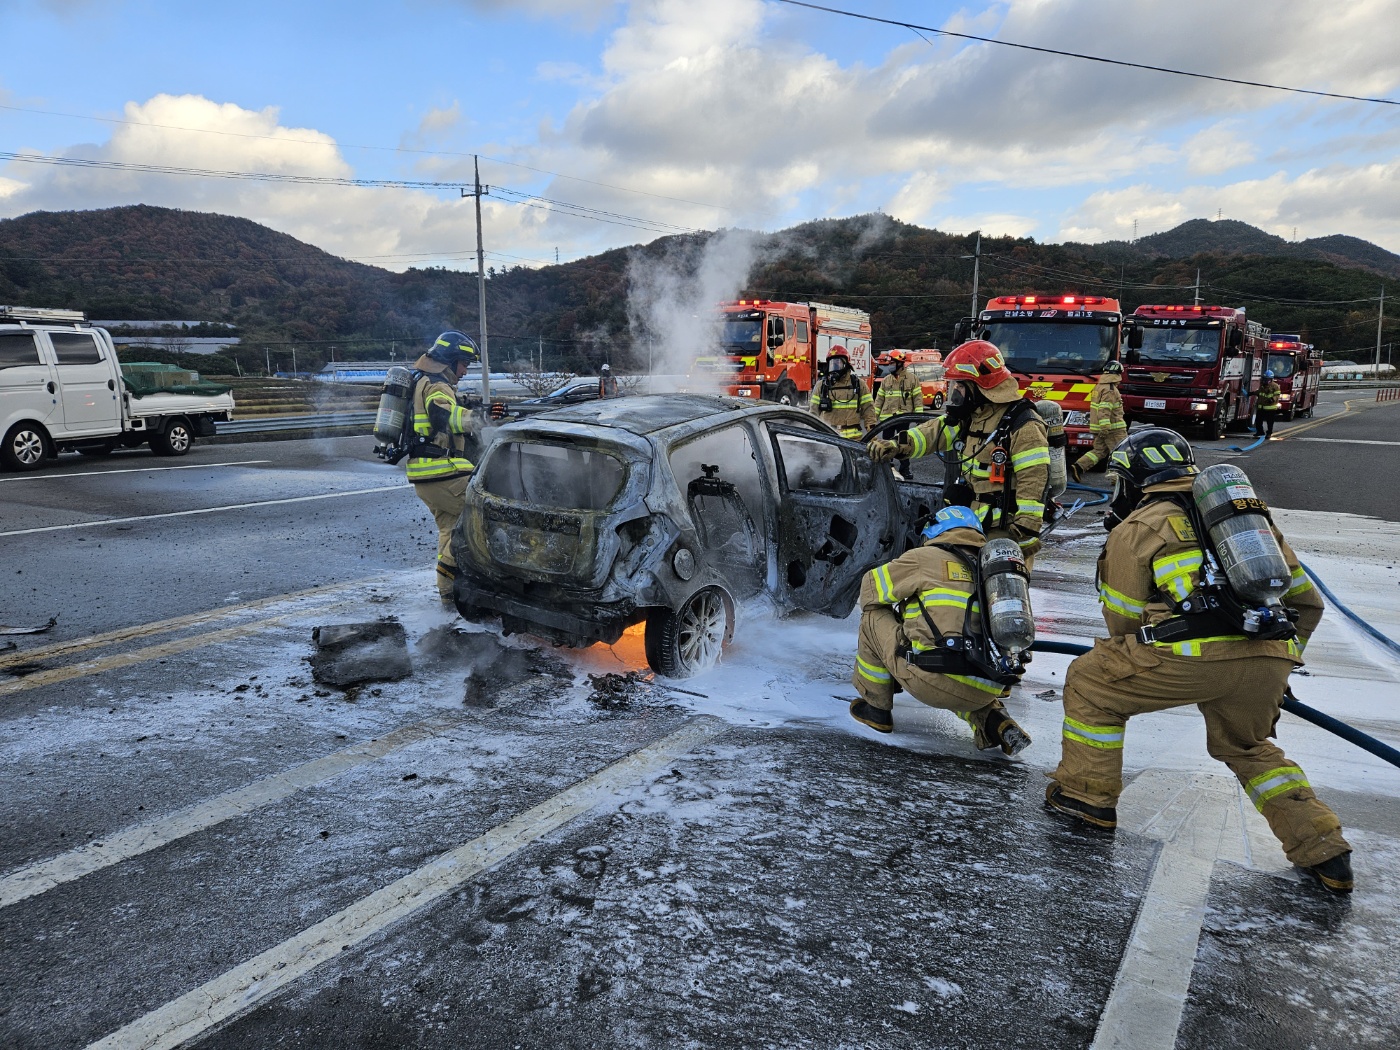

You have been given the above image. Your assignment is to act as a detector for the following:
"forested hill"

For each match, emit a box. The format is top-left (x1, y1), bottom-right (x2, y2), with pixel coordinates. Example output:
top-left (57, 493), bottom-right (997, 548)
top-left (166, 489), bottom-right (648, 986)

top-left (0, 204), bottom-right (1394, 373)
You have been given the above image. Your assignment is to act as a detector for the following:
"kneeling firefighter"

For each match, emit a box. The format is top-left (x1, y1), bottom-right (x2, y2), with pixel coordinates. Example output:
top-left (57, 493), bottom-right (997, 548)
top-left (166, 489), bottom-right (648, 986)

top-left (811, 346), bottom-right (877, 439)
top-left (409, 331), bottom-right (481, 602)
top-left (871, 340), bottom-right (1050, 565)
top-left (850, 505), bottom-right (1034, 756)
top-left (1044, 428), bottom-right (1354, 893)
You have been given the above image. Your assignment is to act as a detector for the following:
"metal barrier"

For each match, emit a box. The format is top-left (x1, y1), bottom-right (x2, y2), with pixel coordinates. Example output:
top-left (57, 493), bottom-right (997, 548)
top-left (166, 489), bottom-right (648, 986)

top-left (1377, 387), bottom-right (1400, 402)
top-left (215, 411), bottom-right (375, 435)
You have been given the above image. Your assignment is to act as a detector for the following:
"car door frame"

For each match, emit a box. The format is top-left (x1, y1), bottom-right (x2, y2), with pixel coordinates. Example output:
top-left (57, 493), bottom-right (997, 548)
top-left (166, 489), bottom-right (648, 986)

top-left (765, 421), bottom-right (901, 616)
top-left (0, 327), bottom-right (64, 437)
top-left (44, 328), bottom-right (121, 435)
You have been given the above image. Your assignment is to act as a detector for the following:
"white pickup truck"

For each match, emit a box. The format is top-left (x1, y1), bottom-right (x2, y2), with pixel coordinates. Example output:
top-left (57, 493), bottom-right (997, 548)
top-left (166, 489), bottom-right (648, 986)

top-left (0, 306), bottom-right (236, 471)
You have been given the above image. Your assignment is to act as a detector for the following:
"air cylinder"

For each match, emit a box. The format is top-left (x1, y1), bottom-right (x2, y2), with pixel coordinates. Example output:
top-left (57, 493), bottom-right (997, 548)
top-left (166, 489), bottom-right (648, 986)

top-left (980, 538), bottom-right (1035, 652)
top-left (373, 366), bottom-right (414, 443)
top-left (1192, 464), bottom-right (1290, 605)
top-left (1034, 400), bottom-right (1068, 499)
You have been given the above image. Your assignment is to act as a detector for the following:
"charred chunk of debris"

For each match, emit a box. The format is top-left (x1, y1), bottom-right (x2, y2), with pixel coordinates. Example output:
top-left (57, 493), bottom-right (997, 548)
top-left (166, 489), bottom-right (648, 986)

top-left (310, 620), bottom-right (412, 687)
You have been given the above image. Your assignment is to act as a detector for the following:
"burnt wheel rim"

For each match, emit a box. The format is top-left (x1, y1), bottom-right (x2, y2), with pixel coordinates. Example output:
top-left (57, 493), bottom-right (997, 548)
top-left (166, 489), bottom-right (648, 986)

top-left (12, 430), bottom-right (43, 465)
top-left (677, 590), bottom-right (726, 672)
top-left (168, 426), bottom-right (191, 452)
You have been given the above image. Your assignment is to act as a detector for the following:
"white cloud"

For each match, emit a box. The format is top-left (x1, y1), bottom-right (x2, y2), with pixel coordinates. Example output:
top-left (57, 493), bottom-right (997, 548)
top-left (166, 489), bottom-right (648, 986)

top-left (1183, 123), bottom-right (1257, 176)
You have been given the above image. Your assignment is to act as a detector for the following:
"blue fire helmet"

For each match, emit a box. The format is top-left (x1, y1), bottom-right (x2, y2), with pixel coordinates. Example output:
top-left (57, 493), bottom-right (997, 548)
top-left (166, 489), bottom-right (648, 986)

top-left (1263, 370), bottom-right (1275, 379)
top-left (921, 505), bottom-right (985, 542)
top-left (429, 330), bottom-right (479, 368)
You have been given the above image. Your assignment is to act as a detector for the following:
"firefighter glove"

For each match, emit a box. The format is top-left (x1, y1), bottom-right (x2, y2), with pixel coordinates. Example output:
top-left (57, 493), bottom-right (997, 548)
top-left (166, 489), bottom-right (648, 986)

top-left (1010, 523), bottom-right (1042, 559)
top-left (869, 438), bottom-right (900, 463)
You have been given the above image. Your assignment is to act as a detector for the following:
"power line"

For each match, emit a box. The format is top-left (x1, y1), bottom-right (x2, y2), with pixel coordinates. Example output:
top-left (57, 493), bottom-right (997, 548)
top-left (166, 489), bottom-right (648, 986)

top-left (0, 102), bottom-right (729, 213)
top-left (775, 0), bottom-right (1399, 106)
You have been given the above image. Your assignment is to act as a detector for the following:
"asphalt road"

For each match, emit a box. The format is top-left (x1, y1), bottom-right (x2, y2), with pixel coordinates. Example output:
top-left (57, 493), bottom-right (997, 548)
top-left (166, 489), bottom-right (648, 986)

top-left (2, 399), bottom-right (1397, 1050)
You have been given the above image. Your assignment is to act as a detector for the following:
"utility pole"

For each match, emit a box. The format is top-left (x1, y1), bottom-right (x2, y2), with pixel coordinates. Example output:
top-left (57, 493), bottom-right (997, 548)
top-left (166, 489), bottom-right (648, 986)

top-left (292, 346), bottom-right (297, 377)
top-left (965, 232), bottom-right (982, 320)
top-left (1193, 269), bottom-right (1202, 306)
top-left (538, 334), bottom-right (543, 373)
top-left (264, 347), bottom-right (271, 376)
top-left (1376, 286), bottom-right (1386, 378)
top-left (463, 156), bottom-right (491, 401)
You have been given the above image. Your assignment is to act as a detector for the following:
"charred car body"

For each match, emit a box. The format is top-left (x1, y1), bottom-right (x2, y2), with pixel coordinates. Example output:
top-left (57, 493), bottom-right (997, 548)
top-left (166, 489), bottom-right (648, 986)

top-left (451, 394), bottom-right (940, 676)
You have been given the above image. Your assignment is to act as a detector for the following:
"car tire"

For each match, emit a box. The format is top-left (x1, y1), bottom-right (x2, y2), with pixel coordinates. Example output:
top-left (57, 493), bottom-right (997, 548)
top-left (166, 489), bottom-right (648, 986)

top-left (150, 418), bottom-right (192, 457)
top-left (2, 422), bottom-right (49, 471)
top-left (644, 587), bottom-right (732, 679)
top-left (773, 379), bottom-right (799, 406)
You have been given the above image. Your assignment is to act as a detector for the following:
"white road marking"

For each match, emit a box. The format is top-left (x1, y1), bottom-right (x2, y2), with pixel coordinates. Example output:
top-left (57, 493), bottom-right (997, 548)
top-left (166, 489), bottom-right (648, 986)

top-left (1090, 771), bottom-right (1235, 1050)
top-left (0, 712), bottom-right (465, 909)
top-left (85, 717), bottom-right (727, 1050)
top-left (1291, 437), bottom-right (1400, 446)
top-left (0, 484), bottom-right (408, 537)
top-left (0, 460), bottom-right (271, 483)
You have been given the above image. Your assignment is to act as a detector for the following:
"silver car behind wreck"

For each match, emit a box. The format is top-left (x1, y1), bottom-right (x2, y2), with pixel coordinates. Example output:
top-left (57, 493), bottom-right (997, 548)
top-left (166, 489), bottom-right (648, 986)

top-left (451, 394), bottom-right (940, 677)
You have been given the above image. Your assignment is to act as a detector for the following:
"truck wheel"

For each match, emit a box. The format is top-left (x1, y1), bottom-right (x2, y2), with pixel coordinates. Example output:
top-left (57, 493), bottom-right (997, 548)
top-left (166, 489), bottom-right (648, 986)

top-left (644, 587), bottom-right (732, 679)
top-left (1204, 408), bottom-right (1224, 441)
top-left (150, 419), bottom-right (192, 457)
top-left (2, 422), bottom-right (48, 471)
top-left (1282, 408), bottom-right (1295, 422)
top-left (773, 379), bottom-right (799, 406)
top-left (930, 391), bottom-right (945, 411)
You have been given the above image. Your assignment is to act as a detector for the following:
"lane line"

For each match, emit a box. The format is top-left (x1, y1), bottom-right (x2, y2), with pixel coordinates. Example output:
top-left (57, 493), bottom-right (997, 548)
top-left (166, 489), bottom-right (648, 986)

top-left (1090, 771), bottom-right (1233, 1050)
top-left (0, 712), bottom-right (466, 909)
top-left (0, 573), bottom-right (396, 672)
top-left (85, 717), bottom-right (728, 1050)
top-left (0, 614), bottom-right (315, 699)
top-left (1292, 437), bottom-right (1400, 446)
top-left (1274, 395), bottom-right (1380, 441)
top-left (0, 484), bottom-right (408, 537)
top-left (0, 460), bottom-right (271, 484)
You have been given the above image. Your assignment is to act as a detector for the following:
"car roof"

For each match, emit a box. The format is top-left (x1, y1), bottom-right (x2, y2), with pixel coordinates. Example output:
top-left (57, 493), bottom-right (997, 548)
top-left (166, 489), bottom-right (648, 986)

top-left (510, 393), bottom-right (826, 439)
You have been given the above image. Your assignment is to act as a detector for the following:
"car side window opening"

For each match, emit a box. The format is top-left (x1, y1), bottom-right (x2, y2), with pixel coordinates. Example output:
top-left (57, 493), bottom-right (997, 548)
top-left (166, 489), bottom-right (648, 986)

top-left (0, 332), bottom-right (42, 369)
top-left (669, 425), bottom-right (766, 567)
top-left (773, 431), bottom-right (849, 493)
top-left (479, 442), bottom-right (625, 510)
top-left (50, 332), bottom-right (103, 365)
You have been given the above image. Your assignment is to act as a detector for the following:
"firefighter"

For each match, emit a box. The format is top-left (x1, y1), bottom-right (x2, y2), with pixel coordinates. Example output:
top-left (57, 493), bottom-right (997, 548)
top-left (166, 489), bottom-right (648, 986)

top-left (874, 349), bottom-right (925, 476)
top-left (850, 505), bottom-right (1032, 755)
top-left (1070, 360), bottom-right (1126, 480)
top-left (1043, 428), bottom-right (1352, 894)
top-left (870, 340), bottom-right (1050, 564)
top-left (812, 346), bottom-right (877, 438)
top-left (408, 331), bottom-right (480, 603)
top-left (598, 363), bottom-right (619, 399)
top-left (1255, 370), bottom-right (1282, 437)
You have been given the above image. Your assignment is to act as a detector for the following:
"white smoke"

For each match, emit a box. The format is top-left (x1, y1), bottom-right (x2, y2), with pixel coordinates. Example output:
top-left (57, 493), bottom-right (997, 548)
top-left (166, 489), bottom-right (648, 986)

top-left (625, 228), bottom-right (761, 389)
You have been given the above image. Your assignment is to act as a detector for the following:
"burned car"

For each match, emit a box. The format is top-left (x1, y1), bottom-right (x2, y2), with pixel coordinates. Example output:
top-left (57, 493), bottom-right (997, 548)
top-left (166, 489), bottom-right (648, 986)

top-left (451, 394), bottom-right (940, 677)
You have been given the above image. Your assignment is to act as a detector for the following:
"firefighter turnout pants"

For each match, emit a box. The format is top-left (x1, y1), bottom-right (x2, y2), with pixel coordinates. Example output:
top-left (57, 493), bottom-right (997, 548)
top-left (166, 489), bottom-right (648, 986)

top-left (413, 474), bottom-right (470, 599)
top-left (1073, 430), bottom-right (1118, 475)
top-left (1051, 636), bottom-right (1350, 868)
top-left (853, 606), bottom-right (1011, 723)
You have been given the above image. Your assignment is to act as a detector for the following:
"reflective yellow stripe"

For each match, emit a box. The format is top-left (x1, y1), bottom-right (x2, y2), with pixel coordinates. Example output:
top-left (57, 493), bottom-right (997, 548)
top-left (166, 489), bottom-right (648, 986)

top-left (1011, 447), bottom-right (1050, 469)
top-left (1098, 584), bottom-right (1146, 618)
top-left (1152, 551), bottom-right (1203, 603)
top-left (1245, 766), bottom-right (1309, 810)
top-left (856, 656), bottom-right (891, 684)
top-left (902, 588), bottom-right (971, 615)
top-left (908, 426), bottom-right (928, 458)
top-left (871, 565), bottom-right (896, 605)
top-left (407, 459), bottom-right (474, 480)
top-left (1015, 498), bottom-right (1044, 517)
top-left (1156, 634), bottom-right (1249, 656)
top-left (947, 673), bottom-right (1005, 695)
top-left (1062, 716), bottom-right (1125, 749)
top-left (1285, 566), bottom-right (1313, 598)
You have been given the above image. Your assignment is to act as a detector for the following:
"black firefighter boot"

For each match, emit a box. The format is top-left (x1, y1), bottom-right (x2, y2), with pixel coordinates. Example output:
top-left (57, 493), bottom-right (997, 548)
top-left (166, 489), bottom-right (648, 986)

top-left (849, 699), bottom-right (894, 734)
top-left (1299, 851), bottom-right (1354, 894)
top-left (971, 703), bottom-right (1032, 756)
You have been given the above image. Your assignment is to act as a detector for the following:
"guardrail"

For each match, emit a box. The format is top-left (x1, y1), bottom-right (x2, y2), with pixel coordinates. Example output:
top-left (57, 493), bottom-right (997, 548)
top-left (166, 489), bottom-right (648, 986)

top-left (215, 410), bottom-right (375, 435)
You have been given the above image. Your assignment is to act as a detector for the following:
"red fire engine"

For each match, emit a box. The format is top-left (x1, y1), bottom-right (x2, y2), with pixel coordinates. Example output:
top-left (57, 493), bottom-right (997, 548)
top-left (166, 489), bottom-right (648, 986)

top-left (957, 294), bottom-right (1126, 451)
top-left (698, 300), bottom-right (872, 403)
top-left (1122, 305), bottom-right (1269, 440)
top-left (1263, 334), bottom-right (1323, 419)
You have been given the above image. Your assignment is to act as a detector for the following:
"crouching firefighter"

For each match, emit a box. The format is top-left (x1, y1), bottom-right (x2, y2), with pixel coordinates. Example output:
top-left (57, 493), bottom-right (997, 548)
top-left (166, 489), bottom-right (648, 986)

top-left (1044, 428), bottom-right (1354, 894)
top-left (408, 331), bottom-right (481, 603)
top-left (870, 340), bottom-right (1050, 566)
top-left (850, 505), bottom-right (1034, 756)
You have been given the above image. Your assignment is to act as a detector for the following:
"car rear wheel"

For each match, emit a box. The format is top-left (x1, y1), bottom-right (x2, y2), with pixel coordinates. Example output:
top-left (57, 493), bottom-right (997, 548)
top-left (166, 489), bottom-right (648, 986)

top-left (645, 587), bottom-right (732, 679)
top-left (150, 418), bottom-right (192, 457)
top-left (2, 423), bottom-right (48, 471)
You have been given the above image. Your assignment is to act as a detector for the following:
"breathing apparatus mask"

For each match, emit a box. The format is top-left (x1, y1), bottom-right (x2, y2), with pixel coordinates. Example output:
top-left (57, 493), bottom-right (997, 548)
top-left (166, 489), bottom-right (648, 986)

top-left (944, 380), bottom-right (982, 424)
top-left (1104, 473), bottom-right (1139, 531)
top-left (875, 362), bottom-right (897, 379)
top-left (827, 355), bottom-right (850, 378)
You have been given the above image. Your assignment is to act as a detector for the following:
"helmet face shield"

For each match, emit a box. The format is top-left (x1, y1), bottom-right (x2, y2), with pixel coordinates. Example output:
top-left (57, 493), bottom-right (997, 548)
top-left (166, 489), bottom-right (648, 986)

top-left (827, 354), bottom-right (850, 376)
top-left (1105, 473), bottom-right (1139, 531)
top-left (946, 380), bottom-right (970, 408)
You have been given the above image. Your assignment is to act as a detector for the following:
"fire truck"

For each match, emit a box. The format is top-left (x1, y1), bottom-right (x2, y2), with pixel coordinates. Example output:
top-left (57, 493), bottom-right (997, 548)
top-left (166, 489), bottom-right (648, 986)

top-left (1263, 334), bottom-right (1323, 419)
top-left (697, 300), bottom-right (872, 403)
top-left (1121, 305), bottom-right (1268, 440)
top-left (956, 294), bottom-right (1127, 451)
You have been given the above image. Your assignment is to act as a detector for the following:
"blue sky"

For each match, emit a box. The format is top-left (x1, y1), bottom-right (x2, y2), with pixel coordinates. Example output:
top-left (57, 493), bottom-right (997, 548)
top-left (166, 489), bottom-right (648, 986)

top-left (1, 0), bottom-right (1397, 270)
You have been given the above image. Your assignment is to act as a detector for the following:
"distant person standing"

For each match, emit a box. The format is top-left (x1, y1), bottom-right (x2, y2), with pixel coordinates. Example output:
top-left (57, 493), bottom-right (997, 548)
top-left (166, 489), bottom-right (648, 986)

top-left (1255, 371), bottom-right (1282, 438)
top-left (407, 331), bottom-right (480, 603)
top-left (1071, 360), bottom-right (1126, 480)
top-left (598, 363), bottom-right (619, 399)
top-left (812, 346), bottom-right (877, 438)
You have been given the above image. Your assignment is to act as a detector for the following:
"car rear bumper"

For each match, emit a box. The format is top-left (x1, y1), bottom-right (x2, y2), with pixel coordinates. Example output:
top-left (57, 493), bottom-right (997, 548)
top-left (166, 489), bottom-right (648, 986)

top-left (455, 575), bottom-right (639, 647)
